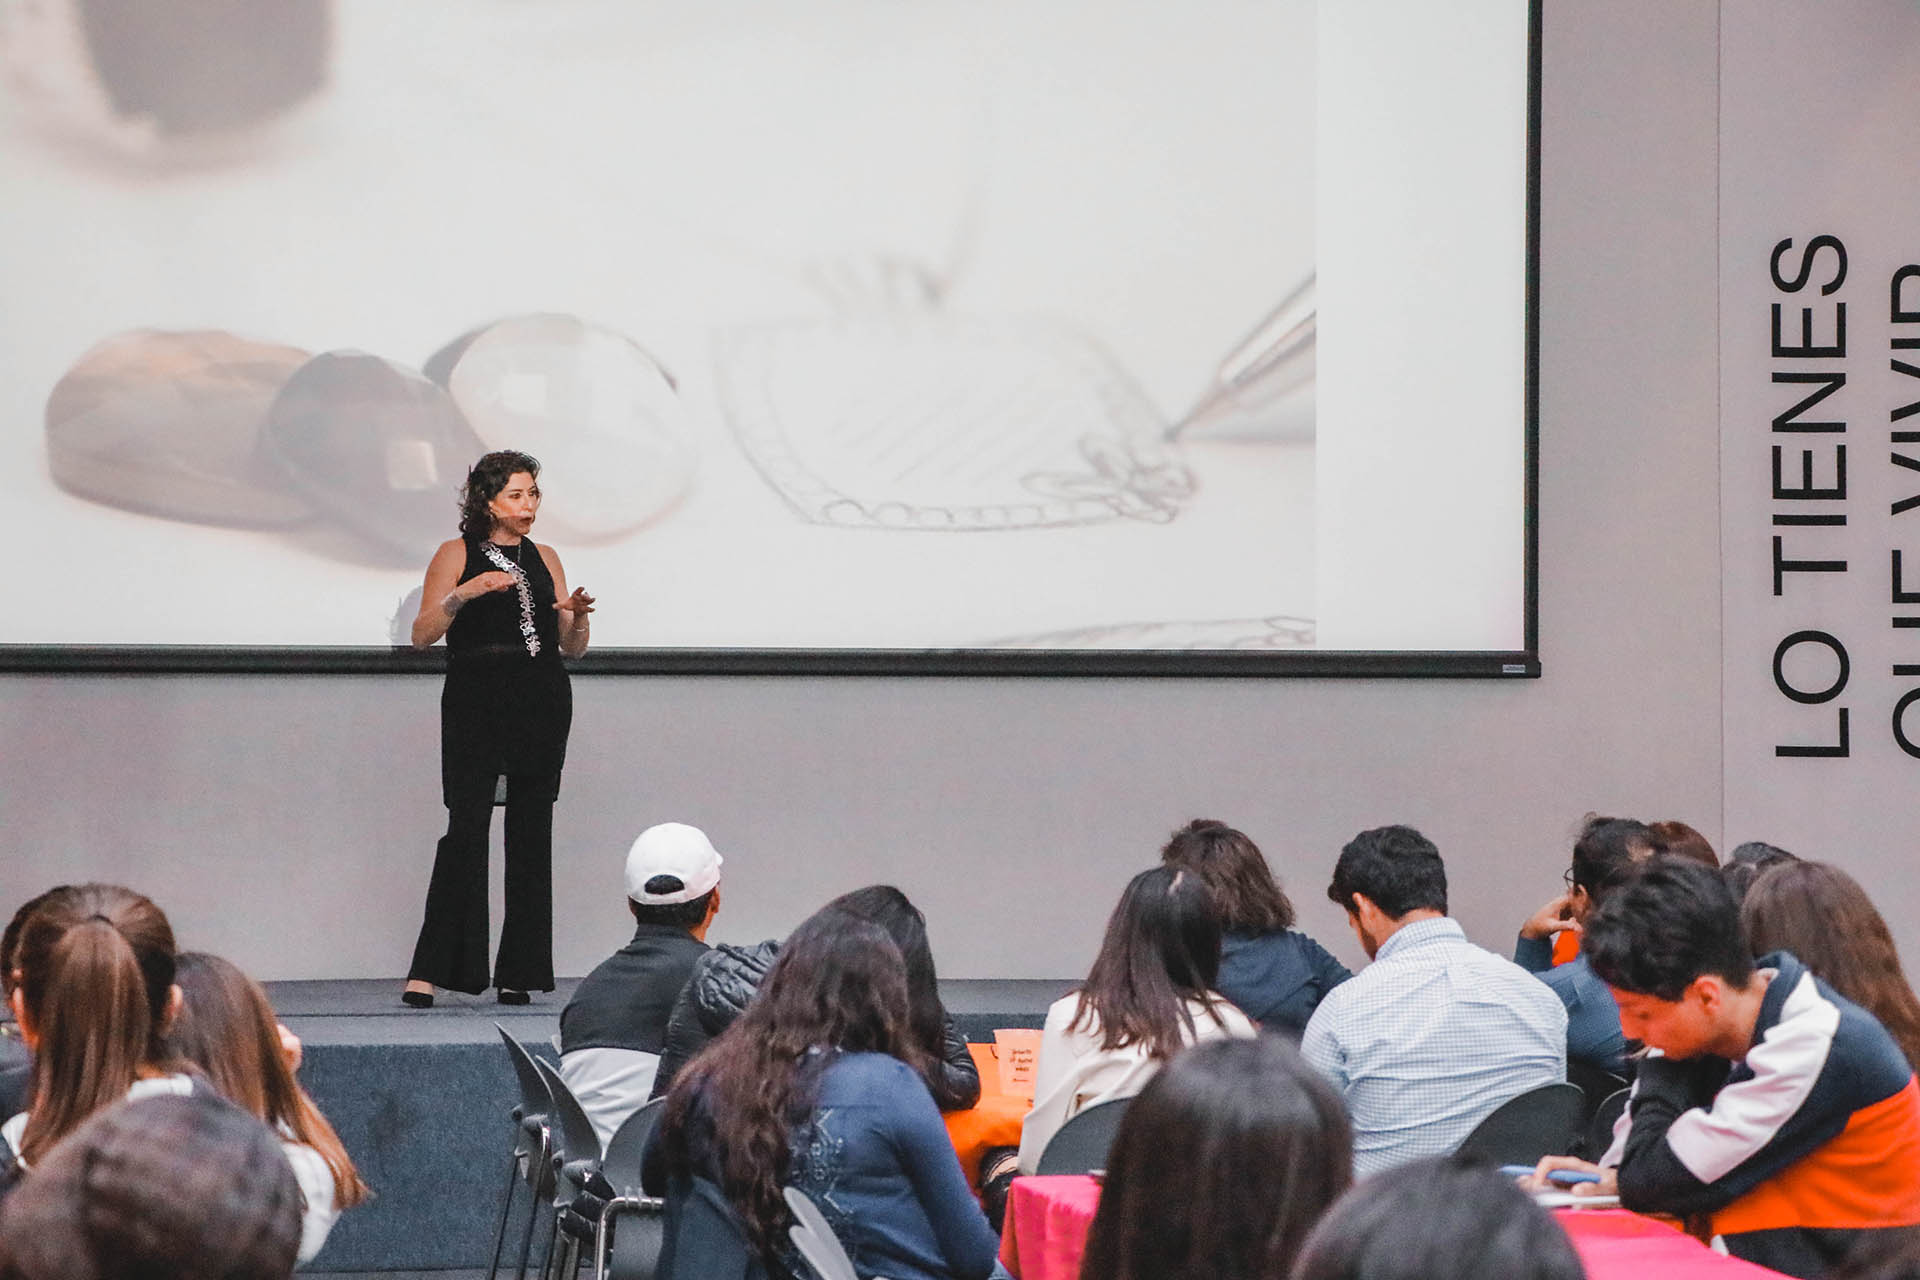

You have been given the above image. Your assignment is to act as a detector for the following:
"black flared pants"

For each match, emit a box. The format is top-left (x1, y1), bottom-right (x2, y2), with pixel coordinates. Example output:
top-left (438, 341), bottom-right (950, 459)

top-left (407, 770), bottom-right (555, 994)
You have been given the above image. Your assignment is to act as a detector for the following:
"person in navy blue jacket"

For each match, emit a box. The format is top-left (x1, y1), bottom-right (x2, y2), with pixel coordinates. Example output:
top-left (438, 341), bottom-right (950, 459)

top-left (1160, 819), bottom-right (1349, 1038)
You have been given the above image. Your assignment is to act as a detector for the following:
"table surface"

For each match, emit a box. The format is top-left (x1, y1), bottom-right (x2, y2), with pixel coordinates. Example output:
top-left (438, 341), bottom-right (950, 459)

top-left (999, 1175), bottom-right (1791, 1280)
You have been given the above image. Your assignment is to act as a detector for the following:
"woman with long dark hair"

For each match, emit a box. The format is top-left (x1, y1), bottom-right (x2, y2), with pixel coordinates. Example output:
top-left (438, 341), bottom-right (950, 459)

top-left (820, 885), bottom-right (979, 1111)
top-left (1017, 865), bottom-right (1255, 1173)
top-left (1741, 860), bottom-right (1920, 1074)
top-left (645, 910), bottom-right (1000, 1280)
top-left (168, 952), bottom-right (369, 1262)
top-left (402, 450), bottom-right (594, 1007)
top-left (2, 884), bottom-right (188, 1165)
top-left (651, 884), bottom-right (981, 1110)
top-left (1160, 819), bottom-right (1350, 1037)
top-left (1078, 1035), bottom-right (1351, 1280)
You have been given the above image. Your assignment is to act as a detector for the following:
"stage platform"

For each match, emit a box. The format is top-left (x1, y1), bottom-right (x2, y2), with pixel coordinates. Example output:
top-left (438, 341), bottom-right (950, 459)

top-left (273, 977), bottom-right (1070, 1273)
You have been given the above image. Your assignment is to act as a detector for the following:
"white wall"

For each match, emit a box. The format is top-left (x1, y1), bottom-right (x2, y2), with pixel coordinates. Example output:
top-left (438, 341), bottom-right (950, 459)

top-left (0, 0), bottom-right (1726, 982)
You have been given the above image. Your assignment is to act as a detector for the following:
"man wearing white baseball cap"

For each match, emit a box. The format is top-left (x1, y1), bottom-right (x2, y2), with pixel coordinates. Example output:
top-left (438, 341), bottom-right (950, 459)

top-left (558, 823), bottom-right (724, 1148)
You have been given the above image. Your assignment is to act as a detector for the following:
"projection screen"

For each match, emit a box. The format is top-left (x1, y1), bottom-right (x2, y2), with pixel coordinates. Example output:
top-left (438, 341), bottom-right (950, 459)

top-left (0, 0), bottom-right (1538, 675)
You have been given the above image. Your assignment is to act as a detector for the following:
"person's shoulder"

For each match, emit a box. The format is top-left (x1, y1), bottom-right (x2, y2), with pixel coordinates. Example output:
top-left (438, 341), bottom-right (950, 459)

top-left (1043, 992), bottom-right (1085, 1030)
top-left (433, 537), bottom-right (467, 561)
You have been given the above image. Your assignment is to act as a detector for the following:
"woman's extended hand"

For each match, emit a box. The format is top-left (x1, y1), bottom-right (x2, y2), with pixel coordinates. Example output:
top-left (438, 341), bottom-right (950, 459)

top-left (557, 587), bottom-right (595, 617)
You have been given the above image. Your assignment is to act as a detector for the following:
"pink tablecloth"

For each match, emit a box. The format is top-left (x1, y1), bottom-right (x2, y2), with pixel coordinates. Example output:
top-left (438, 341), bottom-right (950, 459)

top-left (998, 1178), bottom-right (1790, 1280)
top-left (1559, 1211), bottom-right (1790, 1278)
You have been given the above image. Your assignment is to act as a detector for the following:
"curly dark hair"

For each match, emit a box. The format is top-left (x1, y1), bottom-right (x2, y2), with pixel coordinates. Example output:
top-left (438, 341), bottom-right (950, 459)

top-left (457, 450), bottom-right (540, 541)
top-left (1161, 818), bottom-right (1297, 932)
top-left (657, 911), bottom-right (912, 1262)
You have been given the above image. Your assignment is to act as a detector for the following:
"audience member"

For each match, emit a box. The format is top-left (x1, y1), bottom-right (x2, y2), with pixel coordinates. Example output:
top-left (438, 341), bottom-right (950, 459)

top-left (1742, 860), bottom-right (1920, 1075)
top-left (1017, 865), bottom-right (1256, 1173)
top-left (650, 935), bottom-right (776, 1100)
top-left (1290, 1156), bottom-right (1585, 1280)
top-left (1535, 857), bottom-right (1920, 1278)
top-left (1302, 825), bottom-right (1565, 1175)
top-left (1723, 839), bottom-right (1801, 903)
top-left (2, 884), bottom-right (192, 1166)
top-left (644, 911), bottom-right (1000, 1280)
top-left (0, 1091), bottom-right (302, 1280)
top-left (1159, 818), bottom-right (1350, 1038)
top-left (1078, 1035), bottom-right (1351, 1280)
top-left (832, 886), bottom-right (981, 1110)
top-left (168, 951), bottom-right (368, 1263)
top-left (561, 822), bottom-right (722, 1147)
top-left (1649, 819), bottom-right (1719, 866)
top-left (0, 889), bottom-right (65, 1126)
top-left (651, 884), bottom-right (979, 1111)
top-left (1513, 815), bottom-right (1656, 1076)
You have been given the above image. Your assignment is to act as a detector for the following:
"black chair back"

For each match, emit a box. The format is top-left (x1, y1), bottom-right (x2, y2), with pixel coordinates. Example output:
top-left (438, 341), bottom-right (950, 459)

top-left (1035, 1097), bottom-right (1130, 1175)
top-left (1452, 1082), bottom-right (1587, 1167)
top-left (658, 1176), bottom-right (763, 1280)
top-left (1580, 1087), bottom-right (1631, 1162)
top-left (1565, 1059), bottom-right (1629, 1123)
top-left (599, 1100), bottom-right (669, 1280)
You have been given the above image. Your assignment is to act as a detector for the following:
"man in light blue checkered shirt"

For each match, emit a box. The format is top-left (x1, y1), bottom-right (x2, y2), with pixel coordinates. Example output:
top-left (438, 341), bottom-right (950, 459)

top-left (1302, 824), bottom-right (1568, 1176)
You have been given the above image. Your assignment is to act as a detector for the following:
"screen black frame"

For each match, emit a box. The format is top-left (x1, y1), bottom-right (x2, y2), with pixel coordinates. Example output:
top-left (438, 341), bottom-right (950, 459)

top-left (0, 1), bottom-right (1541, 681)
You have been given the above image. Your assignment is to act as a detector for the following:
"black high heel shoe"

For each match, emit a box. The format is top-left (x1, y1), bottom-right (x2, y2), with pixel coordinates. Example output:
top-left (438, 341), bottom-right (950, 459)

top-left (496, 989), bottom-right (531, 1006)
top-left (401, 989), bottom-right (434, 1009)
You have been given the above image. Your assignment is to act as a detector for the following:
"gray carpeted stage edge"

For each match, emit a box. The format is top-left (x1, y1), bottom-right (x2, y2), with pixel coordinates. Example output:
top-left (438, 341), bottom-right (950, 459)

top-left (277, 977), bottom-right (1068, 1274)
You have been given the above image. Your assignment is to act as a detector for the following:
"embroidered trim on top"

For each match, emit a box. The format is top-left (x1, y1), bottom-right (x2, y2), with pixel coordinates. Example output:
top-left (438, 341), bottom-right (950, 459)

top-left (481, 542), bottom-right (541, 657)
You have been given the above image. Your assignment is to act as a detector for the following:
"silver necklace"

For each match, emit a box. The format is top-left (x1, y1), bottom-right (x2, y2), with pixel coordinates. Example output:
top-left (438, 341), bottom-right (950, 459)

top-left (481, 540), bottom-right (540, 657)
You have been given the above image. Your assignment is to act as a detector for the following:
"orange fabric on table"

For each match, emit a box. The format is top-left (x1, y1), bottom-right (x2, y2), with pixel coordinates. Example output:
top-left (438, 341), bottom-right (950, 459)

top-left (944, 1042), bottom-right (1031, 1186)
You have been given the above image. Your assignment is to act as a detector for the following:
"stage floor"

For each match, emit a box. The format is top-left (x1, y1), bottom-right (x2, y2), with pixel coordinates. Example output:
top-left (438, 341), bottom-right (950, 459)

top-left (271, 976), bottom-right (1068, 1273)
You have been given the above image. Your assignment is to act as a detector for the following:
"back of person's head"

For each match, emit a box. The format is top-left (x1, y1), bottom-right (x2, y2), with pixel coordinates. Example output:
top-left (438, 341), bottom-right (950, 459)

top-left (1569, 815), bottom-right (1657, 905)
top-left (661, 910), bottom-right (909, 1262)
top-left (10, 884), bottom-right (177, 1163)
top-left (0, 1091), bottom-right (302, 1280)
top-left (1, 886), bottom-right (72, 1002)
top-left (1742, 861), bottom-right (1920, 1073)
top-left (622, 822), bottom-right (723, 929)
top-left (1288, 1156), bottom-right (1584, 1280)
top-left (823, 885), bottom-right (945, 1062)
top-left (167, 952), bottom-right (369, 1209)
top-left (1648, 819), bottom-right (1719, 867)
top-left (1080, 1036), bottom-right (1351, 1280)
top-left (1073, 866), bottom-right (1223, 1059)
top-left (1583, 855), bottom-right (1754, 1001)
top-left (1723, 840), bottom-right (1800, 903)
top-left (1326, 825), bottom-right (1447, 919)
top-left (1160, 818), bottom-right (1297, 933)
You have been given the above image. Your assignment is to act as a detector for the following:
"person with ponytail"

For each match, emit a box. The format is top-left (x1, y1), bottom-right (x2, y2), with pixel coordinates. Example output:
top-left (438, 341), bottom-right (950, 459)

top-left (2, 884), bottom-right (188, 1165)
top-left (168, 951), bottom-right (369, 1263)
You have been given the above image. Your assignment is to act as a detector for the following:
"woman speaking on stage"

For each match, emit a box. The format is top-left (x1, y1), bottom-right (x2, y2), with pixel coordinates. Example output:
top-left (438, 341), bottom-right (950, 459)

top-left (401, 450), bottom-right (594, 1008)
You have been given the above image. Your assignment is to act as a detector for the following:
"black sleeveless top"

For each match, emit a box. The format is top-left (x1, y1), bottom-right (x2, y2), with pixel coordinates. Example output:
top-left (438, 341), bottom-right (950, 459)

top-left (440, 538), bottom-right (572, 804)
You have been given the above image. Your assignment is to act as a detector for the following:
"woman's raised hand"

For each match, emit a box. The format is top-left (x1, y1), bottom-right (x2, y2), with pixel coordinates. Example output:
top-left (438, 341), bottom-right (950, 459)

top-left (466, 570), bottom-right (518, 598)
